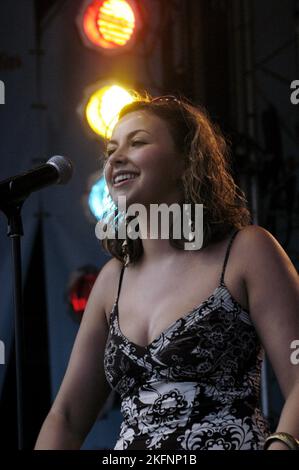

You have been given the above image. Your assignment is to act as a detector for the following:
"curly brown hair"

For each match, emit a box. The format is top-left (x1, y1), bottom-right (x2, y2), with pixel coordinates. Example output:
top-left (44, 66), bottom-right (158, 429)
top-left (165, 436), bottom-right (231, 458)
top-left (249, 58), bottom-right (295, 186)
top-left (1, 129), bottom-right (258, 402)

top-left (100, 94), bottom-right (252, 265)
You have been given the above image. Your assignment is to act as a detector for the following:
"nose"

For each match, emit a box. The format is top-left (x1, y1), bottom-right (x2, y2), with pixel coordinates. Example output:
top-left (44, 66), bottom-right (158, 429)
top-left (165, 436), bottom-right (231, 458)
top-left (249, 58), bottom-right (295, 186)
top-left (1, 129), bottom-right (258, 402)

top-left (104, 147), bottom-right (128, 182)
top-left (107, 143), bottom-right (129, 166)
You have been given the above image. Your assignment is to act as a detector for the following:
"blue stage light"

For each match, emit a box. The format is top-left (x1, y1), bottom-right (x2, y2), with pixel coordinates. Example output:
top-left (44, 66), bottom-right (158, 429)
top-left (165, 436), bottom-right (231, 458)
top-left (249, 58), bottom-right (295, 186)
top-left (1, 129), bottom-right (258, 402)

top-left (88, 175), bottom-right (115, 220)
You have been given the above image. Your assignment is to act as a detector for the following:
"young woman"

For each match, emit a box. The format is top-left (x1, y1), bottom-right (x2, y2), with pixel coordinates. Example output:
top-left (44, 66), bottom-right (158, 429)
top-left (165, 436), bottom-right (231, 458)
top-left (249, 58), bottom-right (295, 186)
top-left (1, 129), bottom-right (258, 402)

top-left (35, 95), bottom-right (299, 450)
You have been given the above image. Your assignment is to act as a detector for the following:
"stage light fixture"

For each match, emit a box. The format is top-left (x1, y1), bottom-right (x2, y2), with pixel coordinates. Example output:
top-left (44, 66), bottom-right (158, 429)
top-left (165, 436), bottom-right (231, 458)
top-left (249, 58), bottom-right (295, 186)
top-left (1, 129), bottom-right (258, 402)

top-left (78, 82), bottom-right (135, 138)
top-left (67, 266), bottom-right (99, 321)
top-left (77, 0), bottom-right (138, 53)
top-left (88, 174), bottom-right (114, 221)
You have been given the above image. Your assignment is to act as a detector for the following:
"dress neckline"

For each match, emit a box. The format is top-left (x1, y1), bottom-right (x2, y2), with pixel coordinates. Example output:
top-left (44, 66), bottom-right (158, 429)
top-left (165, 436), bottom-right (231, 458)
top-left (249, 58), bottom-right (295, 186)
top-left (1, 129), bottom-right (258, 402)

top-left (112, 281), bottom-right (249, 350)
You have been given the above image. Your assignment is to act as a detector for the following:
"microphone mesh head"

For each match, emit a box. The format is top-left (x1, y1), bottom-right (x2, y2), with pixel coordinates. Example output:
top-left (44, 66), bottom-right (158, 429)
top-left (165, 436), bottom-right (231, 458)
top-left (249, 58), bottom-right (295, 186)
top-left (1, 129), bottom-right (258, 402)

top-left (47, 155), bottom-right (74, 184)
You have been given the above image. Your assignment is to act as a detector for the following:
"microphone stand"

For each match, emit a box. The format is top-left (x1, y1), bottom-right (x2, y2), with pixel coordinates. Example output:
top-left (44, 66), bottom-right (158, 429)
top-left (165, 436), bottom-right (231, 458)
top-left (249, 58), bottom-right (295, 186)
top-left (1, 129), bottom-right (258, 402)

top-left (0, 199), bottom-right (25, 450)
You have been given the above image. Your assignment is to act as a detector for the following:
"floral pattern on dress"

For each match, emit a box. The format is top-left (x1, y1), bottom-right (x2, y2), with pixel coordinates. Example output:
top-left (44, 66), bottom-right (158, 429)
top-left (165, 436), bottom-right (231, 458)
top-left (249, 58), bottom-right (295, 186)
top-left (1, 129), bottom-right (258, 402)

top-left (104, 285), bottom-right (270, 450)
top-left (103, 231), bottom-right (271, 450)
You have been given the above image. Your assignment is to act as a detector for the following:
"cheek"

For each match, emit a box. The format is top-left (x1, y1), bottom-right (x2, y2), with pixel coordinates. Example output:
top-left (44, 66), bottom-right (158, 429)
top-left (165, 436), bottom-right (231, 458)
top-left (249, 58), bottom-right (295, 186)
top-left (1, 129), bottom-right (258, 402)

top-left (103, 161), bottom-right (112, 182)
top-left (147, 155), bottom-right (182, 186)
top-left (138, 148), bottom-right (176, 174)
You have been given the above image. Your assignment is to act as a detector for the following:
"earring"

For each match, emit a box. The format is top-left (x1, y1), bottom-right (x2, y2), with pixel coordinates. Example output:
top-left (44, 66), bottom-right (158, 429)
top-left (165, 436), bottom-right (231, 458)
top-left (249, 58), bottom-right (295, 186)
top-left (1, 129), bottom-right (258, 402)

top-left (121, 239), bottom-right (130, 267)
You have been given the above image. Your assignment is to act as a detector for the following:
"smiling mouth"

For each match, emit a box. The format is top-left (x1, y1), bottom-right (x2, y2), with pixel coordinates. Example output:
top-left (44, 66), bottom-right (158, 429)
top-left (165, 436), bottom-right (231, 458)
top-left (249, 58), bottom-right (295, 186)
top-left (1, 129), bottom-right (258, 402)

top-left (113, 174), bottom-right (139, 187)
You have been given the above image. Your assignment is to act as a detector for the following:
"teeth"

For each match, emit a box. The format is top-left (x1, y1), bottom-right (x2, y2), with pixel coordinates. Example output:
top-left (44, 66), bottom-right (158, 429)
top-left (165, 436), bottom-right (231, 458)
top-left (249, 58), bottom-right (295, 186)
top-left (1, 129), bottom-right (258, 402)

top-left (114, 173), bottom-right (137, 184)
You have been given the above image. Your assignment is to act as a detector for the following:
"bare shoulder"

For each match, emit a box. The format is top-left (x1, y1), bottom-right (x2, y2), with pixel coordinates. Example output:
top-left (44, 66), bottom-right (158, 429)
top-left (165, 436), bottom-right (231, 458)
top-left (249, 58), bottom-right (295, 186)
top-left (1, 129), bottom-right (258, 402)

top-left (95, 257), bottom-right (123, 322)
top-left (237, 223), bottom-right (278, 246)
top-left (236, 224), bottom-right (296, 274)
top-left (236, 224), bottom-right (299, 322)
top-left (225, 224), bottom-right (299, 307)
top-left (235, 226), bottom-right (299, 397)
top-left (98, 256), bottom-right (123, 282)
top-left (237, 223), bottom-right (280, 245)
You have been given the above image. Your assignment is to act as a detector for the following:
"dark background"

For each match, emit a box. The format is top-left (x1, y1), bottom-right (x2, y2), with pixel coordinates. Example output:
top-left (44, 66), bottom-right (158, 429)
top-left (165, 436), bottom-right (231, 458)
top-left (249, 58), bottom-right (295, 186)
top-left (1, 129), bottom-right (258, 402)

top-left (0, 0), bottom-right (298, 449)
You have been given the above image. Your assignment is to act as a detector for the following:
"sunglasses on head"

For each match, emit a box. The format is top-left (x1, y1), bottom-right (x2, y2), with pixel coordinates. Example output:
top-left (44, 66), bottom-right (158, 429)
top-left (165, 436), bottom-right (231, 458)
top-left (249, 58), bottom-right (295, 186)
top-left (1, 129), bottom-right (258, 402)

top-left (151, 95), bottom-right (181, 105)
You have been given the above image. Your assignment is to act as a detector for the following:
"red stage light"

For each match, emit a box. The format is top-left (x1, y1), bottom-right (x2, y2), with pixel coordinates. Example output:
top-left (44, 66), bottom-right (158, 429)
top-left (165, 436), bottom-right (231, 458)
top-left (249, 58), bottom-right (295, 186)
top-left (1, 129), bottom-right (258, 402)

top-left (67, 268), bottom-right (98, 321)
top-left (78, 0), bottom-right (137, 53)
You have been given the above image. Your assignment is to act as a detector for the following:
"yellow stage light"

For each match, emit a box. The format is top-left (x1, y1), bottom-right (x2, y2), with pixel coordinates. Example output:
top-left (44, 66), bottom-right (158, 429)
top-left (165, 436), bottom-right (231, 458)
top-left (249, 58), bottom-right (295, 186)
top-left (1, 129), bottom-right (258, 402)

top-left (83, 83), bottom-right (135, 138)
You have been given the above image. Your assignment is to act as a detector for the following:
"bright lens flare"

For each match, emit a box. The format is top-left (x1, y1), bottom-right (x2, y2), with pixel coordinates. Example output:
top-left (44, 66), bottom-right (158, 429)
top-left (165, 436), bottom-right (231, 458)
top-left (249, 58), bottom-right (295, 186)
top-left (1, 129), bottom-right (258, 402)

top-left (85, 85), bottom-right (134, 138)
top-left (88, 175), bottom-right (115, 220)
top-left (98, 0), bottom-right (135, 46)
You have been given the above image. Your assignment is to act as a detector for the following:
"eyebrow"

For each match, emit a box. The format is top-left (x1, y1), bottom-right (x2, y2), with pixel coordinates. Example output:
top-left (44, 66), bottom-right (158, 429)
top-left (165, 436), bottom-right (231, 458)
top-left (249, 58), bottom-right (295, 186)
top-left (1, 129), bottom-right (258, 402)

top-left (107, 129), bottom-right (151, 146)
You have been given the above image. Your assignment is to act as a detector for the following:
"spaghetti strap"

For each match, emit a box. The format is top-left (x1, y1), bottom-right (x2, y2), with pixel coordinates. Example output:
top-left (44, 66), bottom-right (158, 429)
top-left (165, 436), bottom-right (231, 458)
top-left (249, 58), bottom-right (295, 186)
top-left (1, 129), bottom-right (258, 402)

top-left (220, 229), bottom-right (240, 286)
top-left (115, 264), bottom-right (126, 305)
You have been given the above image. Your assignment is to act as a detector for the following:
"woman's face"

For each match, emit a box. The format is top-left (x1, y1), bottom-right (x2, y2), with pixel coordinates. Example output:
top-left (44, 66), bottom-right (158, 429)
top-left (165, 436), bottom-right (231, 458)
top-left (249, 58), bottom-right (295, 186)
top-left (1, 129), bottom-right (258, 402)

top-left (104, 110), bottom-right (185, 207)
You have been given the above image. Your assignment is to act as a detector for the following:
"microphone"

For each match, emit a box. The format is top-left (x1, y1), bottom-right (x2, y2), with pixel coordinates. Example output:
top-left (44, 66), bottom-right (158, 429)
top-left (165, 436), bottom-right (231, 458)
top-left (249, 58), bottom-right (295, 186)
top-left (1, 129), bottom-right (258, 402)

top-left (0, 155), bottom-right (73, 206)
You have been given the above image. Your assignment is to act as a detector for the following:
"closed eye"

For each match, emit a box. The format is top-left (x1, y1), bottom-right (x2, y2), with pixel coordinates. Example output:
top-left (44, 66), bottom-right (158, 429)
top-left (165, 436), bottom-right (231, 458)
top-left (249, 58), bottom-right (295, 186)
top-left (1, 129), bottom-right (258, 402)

top-left (106, 148), bottom-right (116, 157)
top-left (105, 140), bottom-right (146, 157)
top-left (131, 140), bottom-right (146, 146)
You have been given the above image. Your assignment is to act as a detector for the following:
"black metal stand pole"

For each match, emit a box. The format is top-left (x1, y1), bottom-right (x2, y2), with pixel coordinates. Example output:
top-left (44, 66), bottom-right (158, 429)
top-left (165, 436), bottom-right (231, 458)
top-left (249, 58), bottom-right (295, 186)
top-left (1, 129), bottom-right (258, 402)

top-left (2, 204), bottom-right (25, 450)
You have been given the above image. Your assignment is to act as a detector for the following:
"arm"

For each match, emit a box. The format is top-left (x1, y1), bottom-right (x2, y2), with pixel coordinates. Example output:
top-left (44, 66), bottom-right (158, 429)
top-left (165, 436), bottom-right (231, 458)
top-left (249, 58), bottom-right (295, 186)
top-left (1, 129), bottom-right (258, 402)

top-left (34, 257), bottom-right (122, 449)
top-left (241, 225), bottom-right (299, 450)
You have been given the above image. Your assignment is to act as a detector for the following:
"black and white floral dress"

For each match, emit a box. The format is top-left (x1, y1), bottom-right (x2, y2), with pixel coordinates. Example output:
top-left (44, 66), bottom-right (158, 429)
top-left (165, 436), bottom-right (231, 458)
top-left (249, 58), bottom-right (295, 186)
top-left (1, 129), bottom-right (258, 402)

top-left (103, 230), bottom-right (270, 450)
